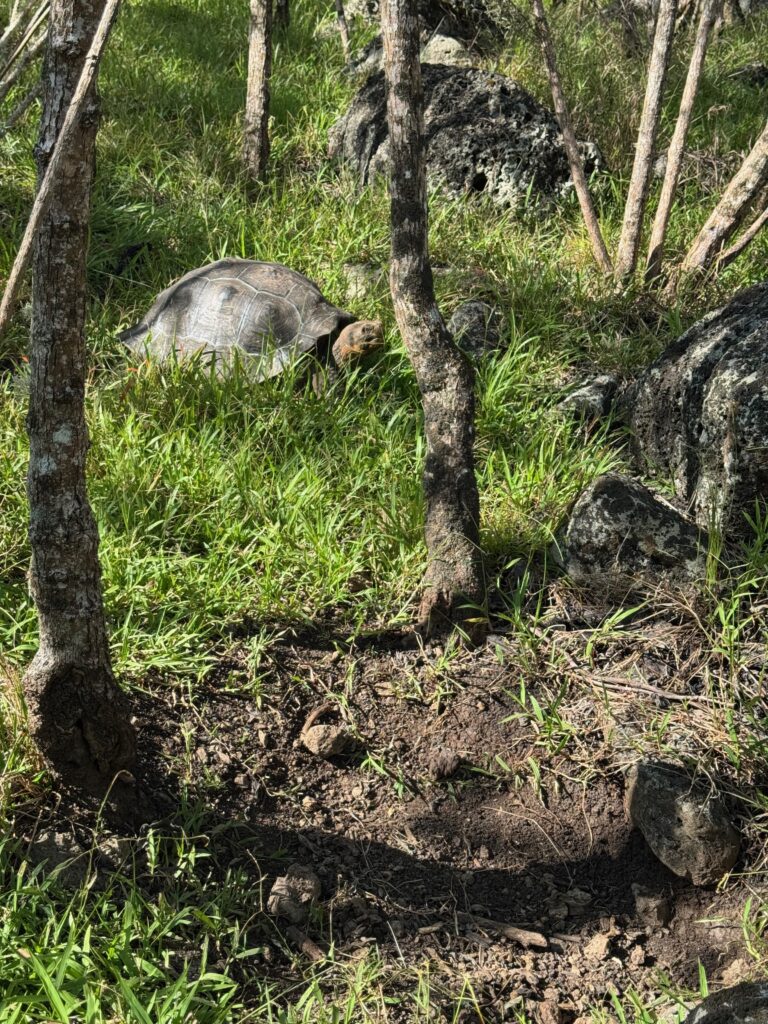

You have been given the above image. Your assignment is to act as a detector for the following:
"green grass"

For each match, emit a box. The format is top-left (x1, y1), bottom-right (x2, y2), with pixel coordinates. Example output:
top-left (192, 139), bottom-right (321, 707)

top-left (2, 0), bottom-right (768, 1018)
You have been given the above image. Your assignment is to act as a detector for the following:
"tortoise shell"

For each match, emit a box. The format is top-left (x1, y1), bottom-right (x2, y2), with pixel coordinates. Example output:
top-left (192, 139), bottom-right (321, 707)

top-left (121, 258), bottom-right (356, 378)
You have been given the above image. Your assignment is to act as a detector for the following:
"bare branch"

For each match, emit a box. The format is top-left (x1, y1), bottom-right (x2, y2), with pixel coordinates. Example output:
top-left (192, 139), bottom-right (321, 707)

top-left (645, 0), bottom-right (720, 283)
top-left (531, 0), bottom-right (613, 274)
top-left (677, 119), bottom-right (768, 277)
top-left (0, 0), bottom-right (121, 337)
top-left (0, 30), bottom-right (45, 106)
top-left (0, 79), bottom-right (40, 133)
top-left (335, 0), bottom-right (351, 60)
top-left (714, 196), bottom-right (768, 272)
top-left (0, 0), bottom-right (48, 82)
top-left (615, 0), bottom-right (678, 281)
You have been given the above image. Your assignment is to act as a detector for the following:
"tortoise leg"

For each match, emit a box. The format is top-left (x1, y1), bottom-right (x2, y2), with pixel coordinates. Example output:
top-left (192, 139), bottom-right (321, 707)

top-left (311, 359), bottom-right (339, 398)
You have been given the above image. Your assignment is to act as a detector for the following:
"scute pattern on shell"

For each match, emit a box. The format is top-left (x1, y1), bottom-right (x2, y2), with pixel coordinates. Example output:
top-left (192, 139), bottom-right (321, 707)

top-left (121, 259), bottom-right (355, 379)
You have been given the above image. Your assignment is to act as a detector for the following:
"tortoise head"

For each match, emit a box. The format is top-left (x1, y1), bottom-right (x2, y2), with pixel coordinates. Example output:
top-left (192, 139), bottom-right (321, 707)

top-left (331, 320), bottom-right (384, 368)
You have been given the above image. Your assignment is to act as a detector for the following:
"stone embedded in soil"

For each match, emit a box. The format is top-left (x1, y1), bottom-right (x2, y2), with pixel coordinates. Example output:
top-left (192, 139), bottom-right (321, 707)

top-left (428, 745), bottom-right (462, 780)
top-left (329, 64), bottom-right (601, 208)
top-left (684, 982), bottom-right (768, 1024)
top-left (421, 33), bottom-right (474, 66)
top-left (558, 374), bottom-right (620, 420)
top-left (448, 300), bottom-right (504, 357)
top-left (27, 830), bottom-right (89, 888)
top-left (555, 473), bottom-right (708, 592)
top-left (631, 883), bottom-right (672, 926)
top-left (626, 762), bottom-right (740, 886)
top-left (622, 281), bottom-right (768, 542)
top-left (301, 723), bottom-right (354, 758)
top-left (267, 864), bottom-right (322, 925)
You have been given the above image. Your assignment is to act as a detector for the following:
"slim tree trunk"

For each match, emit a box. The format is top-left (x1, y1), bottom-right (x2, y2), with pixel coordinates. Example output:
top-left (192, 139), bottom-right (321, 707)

top-left (381, 0), bottom-right (485, 640)
top-left (273, 0), bottom-right (289, 29)
top-left (335, 0), bottom-right (351, 60)
top-left (243, 0), bottom-right (272, 184)
top-left (23, 0), bottom-right (136, 793)
top-left (615, 0), bottom-right (678, 281)
top-left (677, 119), bottom-right (768, 276)
top-left (531, 0), bottom-right (613, 275)
top-left (645, 0), bottom-right (719, 283)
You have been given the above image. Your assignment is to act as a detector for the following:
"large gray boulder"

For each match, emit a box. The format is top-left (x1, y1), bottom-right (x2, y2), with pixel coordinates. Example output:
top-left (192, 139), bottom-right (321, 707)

top-left (329, 65), bottom-right (601, 208)
top-left (555, 473), bottom-right (708, 590)
top-left (623, 283), bottom-right (768, 542)
top-left (626, 762), bottom-right (740, 886)
top-left (684, 983), bottom-right (768, 1024)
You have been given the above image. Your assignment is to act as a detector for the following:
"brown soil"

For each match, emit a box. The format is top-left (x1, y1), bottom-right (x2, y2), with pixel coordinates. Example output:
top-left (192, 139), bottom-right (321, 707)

top-left (17, 618), bottom-right (764, 1022)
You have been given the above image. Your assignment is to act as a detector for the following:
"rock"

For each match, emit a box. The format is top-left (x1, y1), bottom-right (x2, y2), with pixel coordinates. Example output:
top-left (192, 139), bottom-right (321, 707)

top-left (27, 831), bottom-right (89, 888)
top-left (555, 473), bottom-right (708, 591)
top-left (558, 374), bottom-right (620, 419)
top-left (683, 983), bottom-right (768, 1024)
top-left (631, 883), bottom-right (672, 926)
top-left (720, 960), bottom-right (754, 988)
top-left (625, 762), bottom-right (740, 886)
top-left (622, 282), bottom-right (768, 542)
top-left (448, 300), bottom-right (504, 356)
top-left (428, 746), bottom-right (462, 780)
top-left (267, 864), bottom-right (322, 924)
top-left (329, 65), bottom-right (601, 209)
top-left (583, 931), bottom-right (613, 961)
top-left (343, 261), bottom-right (387, 303)
top-left (730, 61), bottom-right (768, 88)
top-left (343, 0), bottom-right (519, 45)
top-left (421, 33), bottom-right (474, 66)
top-left (302, 723), bottom-right (354, 758)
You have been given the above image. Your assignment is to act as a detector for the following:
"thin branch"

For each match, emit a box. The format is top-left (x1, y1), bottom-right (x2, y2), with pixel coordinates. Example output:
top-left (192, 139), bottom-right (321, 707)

top-left (0, 79), bottom-right (40, 133)
top-left (335, 0), bottom-right (350, 60)
top-left (0, 0), bottom-right (48, 82)
top-left (0, 0), bottom-right (121, 338)
top-left (714, 200), bottom-right (768, 272)
top-left (531, 0), bottom-right (613, 274)
top-left (677, 119), bottom-right (768, 278)
top-left (0, 29), bottom-right (45, 106)
top-left (0, 0), bottom-right (38, 62)
top-left (615, 0), bottom-right (678, 281)
top-left (645, 0), bottom-right (720, 284)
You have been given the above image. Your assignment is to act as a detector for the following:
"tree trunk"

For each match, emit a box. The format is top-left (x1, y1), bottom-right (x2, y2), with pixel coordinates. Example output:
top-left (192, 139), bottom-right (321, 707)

top-left (335, 0), bottom-right (351, 60)
top-left (615, 0), bottom-right (678, 281)
top-left (23, 0), bottom-right (136, 794)
top-left (677, 119), bottom-right (768, 277)
top-left (273, 0), bottom-right (289, 29)
top-left (243, 0), bottom-right (272, 184)
top-left (381, 0), bottom-right (486, 640)
top-left (645, 0), bottom-right (719, 283)
top-left (531, 0), bottom-right (613, 275)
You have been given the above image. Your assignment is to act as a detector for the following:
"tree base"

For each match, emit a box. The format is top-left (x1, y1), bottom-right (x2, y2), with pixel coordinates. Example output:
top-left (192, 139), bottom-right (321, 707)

top-left (417, 585), bottom-right (487, 646)
top-left (23, 653), bottom-right (137, 796)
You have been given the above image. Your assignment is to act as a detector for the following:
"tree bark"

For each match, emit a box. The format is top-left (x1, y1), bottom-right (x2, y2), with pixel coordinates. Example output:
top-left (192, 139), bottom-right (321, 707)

top-left (381, 0), bottom-right (486, 640)
top-left (677, 119), bottom-right (768, 276)
top-left (715, 199), bottom-right (768, 271)
top-left (531, 0), bottom-right (613, 275)
top-left (615, 0), bottom-right (678, 281)
top-left (645, 0), bottom-right (719, 283)
top-left (23, 0), bottom-right (136, 794)
top-left (335, 0), bottom-right (351, 60)
top-left (273, 0), bottom-right (289, 29)
top-left (243, 0), bottom-right (272, 184)
top-left (0, 0), bottom-right (120, 336)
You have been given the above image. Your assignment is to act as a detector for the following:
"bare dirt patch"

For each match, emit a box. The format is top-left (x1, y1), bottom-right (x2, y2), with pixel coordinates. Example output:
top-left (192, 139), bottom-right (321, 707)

top-left (15, 619), bottom-right (766, 1020)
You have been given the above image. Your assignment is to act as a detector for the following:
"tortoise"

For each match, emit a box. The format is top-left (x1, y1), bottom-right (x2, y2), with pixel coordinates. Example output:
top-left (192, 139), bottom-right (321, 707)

top-left (121, 258), bottom-right (384, 382)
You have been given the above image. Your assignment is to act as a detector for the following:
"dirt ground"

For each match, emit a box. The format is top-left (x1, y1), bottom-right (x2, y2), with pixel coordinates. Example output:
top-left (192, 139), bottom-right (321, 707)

top-left (17, 613), bottom-right (766, 1022)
